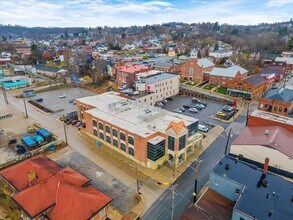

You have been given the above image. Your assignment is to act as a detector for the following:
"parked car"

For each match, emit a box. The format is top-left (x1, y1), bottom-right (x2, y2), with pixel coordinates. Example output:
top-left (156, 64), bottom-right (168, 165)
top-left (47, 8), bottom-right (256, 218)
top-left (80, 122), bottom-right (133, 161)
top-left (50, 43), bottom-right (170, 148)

top-left (68, 99), bottom-right (75, 103)
top-left (162, 99), bottom-right (168, 104)
top-left (189, 108), bottom-right (198, 113)
top-left (217, 111), bottom-right (226, 118)
top-left (27, 126), bottom-right (35, 133)
top-left (179, 107), bottom-right (185, 112)
top-left (198, 124), bottom-right (209, 132)
top-left (75, 122), bottom-right (82, 127)
top-left (193, 104), bottom-right (204, 110)
top-left (183, 105), bottom-right (191, 109)
top-left (174, 108), bottom-right (183, 114)
top-left (35, 98), bottom-right (43, 103)
top-left (192, 98), bottom-right (201, 103)
top-left (227, 100), bottom-right (234, 107)
top-left (71, 120), bottom-right (79, 126)
top-left (223, 105), bottom-right (234, 112)
top-left (156, 101), bottom-right (164, 106)
top-left (59, 94), bottom-right (66, 98)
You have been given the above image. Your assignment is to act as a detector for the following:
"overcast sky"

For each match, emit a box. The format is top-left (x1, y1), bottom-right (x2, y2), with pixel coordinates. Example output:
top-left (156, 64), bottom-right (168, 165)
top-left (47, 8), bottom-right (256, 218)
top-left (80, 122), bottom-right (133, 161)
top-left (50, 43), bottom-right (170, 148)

top-left (1, 0), bottom-right (293, 27)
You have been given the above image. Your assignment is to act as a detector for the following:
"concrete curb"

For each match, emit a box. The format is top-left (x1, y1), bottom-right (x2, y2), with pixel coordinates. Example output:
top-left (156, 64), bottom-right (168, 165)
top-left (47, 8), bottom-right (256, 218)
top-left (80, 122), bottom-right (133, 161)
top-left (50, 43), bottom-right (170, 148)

top-left (26, 101), bottom-right (51, 115)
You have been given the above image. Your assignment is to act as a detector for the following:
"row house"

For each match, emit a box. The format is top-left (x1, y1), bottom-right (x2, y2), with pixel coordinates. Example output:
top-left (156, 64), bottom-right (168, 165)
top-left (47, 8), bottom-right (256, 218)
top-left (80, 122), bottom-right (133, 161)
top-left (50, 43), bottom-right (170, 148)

top-left (209, 65), bottom-right (248, 87)
top-left (180, 58), bottom-right (215, 83)
top-left (258, 87), bottom-right (293, 117)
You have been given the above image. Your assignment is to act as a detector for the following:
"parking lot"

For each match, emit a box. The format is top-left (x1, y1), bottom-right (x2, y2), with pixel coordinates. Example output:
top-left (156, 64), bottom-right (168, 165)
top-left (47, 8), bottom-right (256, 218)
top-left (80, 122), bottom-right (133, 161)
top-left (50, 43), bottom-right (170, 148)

top-left (28, 87), bottom-right (96, 119)
top-left (162, 95), bottom-right (231, 129)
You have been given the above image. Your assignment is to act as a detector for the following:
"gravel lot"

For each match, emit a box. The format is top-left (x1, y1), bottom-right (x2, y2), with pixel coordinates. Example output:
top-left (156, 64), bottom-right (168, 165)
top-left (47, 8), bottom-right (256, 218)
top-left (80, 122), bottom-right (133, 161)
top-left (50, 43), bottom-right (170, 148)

top-left (162, 95), bottom-right (230, 129)
top-left (28, 87), bottom-right (96, 119)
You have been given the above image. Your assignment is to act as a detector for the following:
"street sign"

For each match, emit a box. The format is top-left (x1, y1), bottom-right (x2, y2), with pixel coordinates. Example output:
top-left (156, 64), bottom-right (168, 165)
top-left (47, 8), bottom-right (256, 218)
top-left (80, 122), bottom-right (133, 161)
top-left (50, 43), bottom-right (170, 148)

top-left (23, 89), bottom-right (35, 97)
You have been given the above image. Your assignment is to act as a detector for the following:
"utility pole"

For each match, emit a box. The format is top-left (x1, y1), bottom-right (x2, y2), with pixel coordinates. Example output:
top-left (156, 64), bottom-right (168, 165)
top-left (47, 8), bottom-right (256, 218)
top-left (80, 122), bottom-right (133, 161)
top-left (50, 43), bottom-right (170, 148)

top-left (63, 122), bottom-right (68, 144)
top-left (23, 95), bottom-right (28, 118)
top-left (136, 165), bottom-right (142, 195)
top-left (170, 184), bottom-right (177, 220)
top-left (2, 87), bottom-right (8, 104)
top-left (246, 102), bottom-right (250, 126)
top-left (193, 160), bottom-right (200, 204)
top-left (225, 128), bottom-right (232, 155)
top-left (172, 154), bottom-right (177, 180)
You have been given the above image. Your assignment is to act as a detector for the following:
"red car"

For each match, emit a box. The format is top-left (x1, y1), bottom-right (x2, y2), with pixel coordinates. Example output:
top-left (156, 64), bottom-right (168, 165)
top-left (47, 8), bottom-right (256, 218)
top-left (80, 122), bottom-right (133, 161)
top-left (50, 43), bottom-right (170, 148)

top-left (71, 120), bottom-right (79, 126)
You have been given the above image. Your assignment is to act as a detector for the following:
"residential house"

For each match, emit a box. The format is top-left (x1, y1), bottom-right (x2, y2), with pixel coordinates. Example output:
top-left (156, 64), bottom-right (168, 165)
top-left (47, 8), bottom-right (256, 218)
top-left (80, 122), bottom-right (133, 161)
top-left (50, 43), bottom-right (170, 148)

top-left (209, 65), bottom-right (248, 87)
top-left (42, 50), bottom-right (52, 60)
top-left (121, 44), bottom-right (136, 51)
top-left (153, 57), bottom-right (182, 73)
top-left (231, 126), bottom-right (293, 177)
top-left (260, 69), bottom-right (283, 84)
top-left (227, 74), bottom-right (268, 99)
top-left (0, 155), bottom-right (113, 220)
top-left (36, 65), bottom-right (67, 78)
top-left (263, 61), bottom-right (286, 81)
top-left (258, 87), bottom-right (293, 117)
top-left (115, 64), bottom-right (151, 88)
top-left (76, 92), bottom-right (202, 170)
top-left (275, 57), bottom-right (293, 73)
top-left (14, 44), bottom-right (31, 55)
top-left (180, 58), bottom-right (215, 83)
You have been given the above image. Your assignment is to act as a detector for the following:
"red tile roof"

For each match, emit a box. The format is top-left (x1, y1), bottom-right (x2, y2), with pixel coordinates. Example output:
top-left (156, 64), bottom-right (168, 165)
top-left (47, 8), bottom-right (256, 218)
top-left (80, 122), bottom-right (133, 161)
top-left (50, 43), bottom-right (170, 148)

top-left (0, 154), bottom-right (62, 191)
top-left (47, 182), bottom-right (113, 220)
top-left (232, 126), bottom-right (293, 158)
top-left (116, 64), bottom-right (149, 74)
top-left (1, 155), bottom-right (112, 219)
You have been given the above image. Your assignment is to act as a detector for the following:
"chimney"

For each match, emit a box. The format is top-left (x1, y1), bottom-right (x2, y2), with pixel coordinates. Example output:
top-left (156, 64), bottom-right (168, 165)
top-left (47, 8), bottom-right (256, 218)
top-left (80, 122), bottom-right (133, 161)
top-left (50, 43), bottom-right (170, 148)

top-left (28, 169), bottom-right (37, 185)
top-left (263, 157), bottom-right (269, 174)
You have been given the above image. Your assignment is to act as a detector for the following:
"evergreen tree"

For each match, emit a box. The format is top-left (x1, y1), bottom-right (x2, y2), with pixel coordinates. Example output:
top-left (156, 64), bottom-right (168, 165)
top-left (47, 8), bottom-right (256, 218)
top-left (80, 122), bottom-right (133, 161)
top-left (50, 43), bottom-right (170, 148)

top-left (197, 51), bottom-right (202, 58)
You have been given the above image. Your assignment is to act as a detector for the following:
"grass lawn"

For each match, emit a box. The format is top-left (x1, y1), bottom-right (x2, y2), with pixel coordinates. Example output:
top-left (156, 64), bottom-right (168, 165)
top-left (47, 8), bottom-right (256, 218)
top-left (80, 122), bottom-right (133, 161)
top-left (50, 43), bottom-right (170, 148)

top-left (202, 85), bottom-right (214, 90)
top-left (215, 87), bottom-right (227, 95)
top-left (46, 60), bottom-right (68, 69)
top-left (186, 81), bottom-right (196, 86)
top-left (180, 78), bottom-right (187, 83)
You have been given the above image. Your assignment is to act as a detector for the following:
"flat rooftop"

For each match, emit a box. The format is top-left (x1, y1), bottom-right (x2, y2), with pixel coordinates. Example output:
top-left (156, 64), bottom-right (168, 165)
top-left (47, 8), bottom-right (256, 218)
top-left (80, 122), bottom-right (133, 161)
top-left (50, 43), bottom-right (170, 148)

top-left (78, 92), bottom-right (198, 137)
top-left (250, 110), bottom-right (293, 126)
top-left (212, 156), bottom-right (293, 220)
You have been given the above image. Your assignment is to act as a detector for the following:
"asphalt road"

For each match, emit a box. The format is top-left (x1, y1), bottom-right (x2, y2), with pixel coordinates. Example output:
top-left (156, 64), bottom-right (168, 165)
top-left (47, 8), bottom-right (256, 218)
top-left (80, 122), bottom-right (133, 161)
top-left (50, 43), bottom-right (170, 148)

top-left (142, 114), bottom-right (247, 220)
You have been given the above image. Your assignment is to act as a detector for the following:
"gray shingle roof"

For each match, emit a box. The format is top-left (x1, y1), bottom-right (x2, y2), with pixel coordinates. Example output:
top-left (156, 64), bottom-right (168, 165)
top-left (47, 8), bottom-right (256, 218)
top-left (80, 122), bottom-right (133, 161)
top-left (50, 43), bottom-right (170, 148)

top-left (143, 72), bottom-right (178, 84)
top-left (263, 87), bottom-right (293, 102)
top-left (197, 58), bottom-right (214, 68)
top-left (243, 74), bottom-right (266, 86)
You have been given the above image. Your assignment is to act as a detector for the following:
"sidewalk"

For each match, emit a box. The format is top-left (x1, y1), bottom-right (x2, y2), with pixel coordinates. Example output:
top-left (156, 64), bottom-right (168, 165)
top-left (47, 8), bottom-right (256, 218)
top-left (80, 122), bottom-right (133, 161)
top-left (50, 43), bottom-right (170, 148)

top-left (77, 125), bottom-right (224, 186)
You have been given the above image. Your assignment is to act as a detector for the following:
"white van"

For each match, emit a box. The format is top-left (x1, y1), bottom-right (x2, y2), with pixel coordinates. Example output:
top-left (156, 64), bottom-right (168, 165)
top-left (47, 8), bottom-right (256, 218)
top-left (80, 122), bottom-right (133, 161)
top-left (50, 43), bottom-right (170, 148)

top-left (198, 124), bottom-right (209, 132)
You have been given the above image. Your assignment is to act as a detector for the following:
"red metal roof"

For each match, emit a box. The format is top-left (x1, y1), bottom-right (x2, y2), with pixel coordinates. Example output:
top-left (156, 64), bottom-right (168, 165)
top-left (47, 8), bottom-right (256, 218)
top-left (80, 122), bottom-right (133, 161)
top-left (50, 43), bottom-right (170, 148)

top-left (47, 182), bottom-right (113, 220)
top-left (0, 154), bottom-right (62, 191)
top-left (232, 126), bottom-right (293, 158)
top-left (1, 155), bottom-right (112, 219)
top-left (116, 64), bottom-right (149, 74)
top-left (13, 167), bottom-right (90, 218)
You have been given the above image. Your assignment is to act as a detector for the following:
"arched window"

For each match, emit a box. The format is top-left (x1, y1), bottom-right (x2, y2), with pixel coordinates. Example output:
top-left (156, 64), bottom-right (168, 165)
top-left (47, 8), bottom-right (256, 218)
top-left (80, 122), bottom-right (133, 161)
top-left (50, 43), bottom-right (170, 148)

top-left (112, 129), bottom-right (118, 137)
top-left (128, 136), bottom-right (134, 145)
top-left (93, 129), bottom-right (98, 136)
top-left (189, 67), bottom-right (194, 76)
top-left (106, 136), bottom-right (111, 144)
top-left (120, 132), bottom-right (125, 141)
top-left (106, 125), bottom-right (110, 133)
top-left (120, 143), bottom-right (126, 151)
top-left (113, 139), bottom-right (118, 147)
top-left (99, 133), bottom-right (104, 140)
top-left (99, 122), bottom-right (104, 130)
top-left (129, 148), bottom-right (134, 156)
